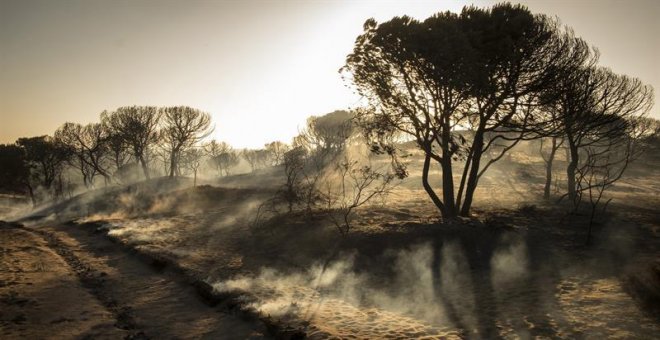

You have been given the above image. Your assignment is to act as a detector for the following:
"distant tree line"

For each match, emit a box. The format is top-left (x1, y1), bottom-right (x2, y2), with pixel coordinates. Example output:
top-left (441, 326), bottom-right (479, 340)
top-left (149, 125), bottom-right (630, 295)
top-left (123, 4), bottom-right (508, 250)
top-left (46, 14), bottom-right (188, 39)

top-left (0, 105), bottom-right (297, 205)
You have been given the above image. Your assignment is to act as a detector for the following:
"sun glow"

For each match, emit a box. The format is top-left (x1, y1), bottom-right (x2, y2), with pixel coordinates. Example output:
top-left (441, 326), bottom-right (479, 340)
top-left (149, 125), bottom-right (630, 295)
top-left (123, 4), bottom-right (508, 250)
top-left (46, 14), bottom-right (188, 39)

top-left (1, 0), bottom-right (657, 148)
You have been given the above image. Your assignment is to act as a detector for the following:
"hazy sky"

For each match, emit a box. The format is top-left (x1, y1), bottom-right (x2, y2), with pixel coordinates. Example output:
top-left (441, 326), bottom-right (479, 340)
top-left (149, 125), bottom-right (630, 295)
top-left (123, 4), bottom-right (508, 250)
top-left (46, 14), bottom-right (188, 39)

top-left (1, 0), bottom-right (658, 148)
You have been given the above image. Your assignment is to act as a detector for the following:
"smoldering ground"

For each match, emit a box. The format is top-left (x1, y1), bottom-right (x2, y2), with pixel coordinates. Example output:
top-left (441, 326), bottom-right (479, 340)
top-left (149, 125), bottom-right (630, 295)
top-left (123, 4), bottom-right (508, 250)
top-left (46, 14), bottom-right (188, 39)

top-left (206, 209), bottom-right (659, 339)
top-left (4, 137), bottom-right (659, 339)
top-left (2, 1), bottom-right (659, 338)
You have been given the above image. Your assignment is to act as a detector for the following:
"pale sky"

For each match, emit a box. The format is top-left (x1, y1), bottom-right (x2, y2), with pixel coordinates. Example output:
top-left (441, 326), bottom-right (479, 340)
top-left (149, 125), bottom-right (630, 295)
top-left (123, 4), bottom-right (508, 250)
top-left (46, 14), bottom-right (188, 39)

top-left (1, 0), bottom-right (658, 148)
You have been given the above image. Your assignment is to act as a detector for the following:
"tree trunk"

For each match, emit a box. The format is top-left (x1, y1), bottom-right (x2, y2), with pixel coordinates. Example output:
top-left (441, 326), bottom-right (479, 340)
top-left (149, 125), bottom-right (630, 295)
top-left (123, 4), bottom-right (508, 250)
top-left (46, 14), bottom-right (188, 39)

top-left (169, 149), bottom-right (176, 177)
top-left (26, 182), bottom-right (36, 207)
top-left (460, 131), bottom-right (484, 216)
top-left (566, 140), bottom-right (579, 201)
top-left (102, 174), bottom-right (111, 186)
top-left (139, 155), bottom-right (150, 180)
top-left (174, 153), bottom-right (182, 177)
top-left (441, 156), bottom-right (457, 219)
top-left (455, 147), bottom-right (473, 213)
top-left (543, 137), bottom-right (558, 200)
top-left (441, 119), bottom-right (457, 217)
top-left (421, 153), bottom-right (446, 218)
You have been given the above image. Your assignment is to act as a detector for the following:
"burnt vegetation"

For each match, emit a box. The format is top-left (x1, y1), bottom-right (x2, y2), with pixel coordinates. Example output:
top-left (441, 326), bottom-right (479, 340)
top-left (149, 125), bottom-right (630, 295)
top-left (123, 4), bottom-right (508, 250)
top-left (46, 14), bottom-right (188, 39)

top-left (0, 3), bottom-right (656, 239)
top-left (1, 3), bottom-right (660, 338)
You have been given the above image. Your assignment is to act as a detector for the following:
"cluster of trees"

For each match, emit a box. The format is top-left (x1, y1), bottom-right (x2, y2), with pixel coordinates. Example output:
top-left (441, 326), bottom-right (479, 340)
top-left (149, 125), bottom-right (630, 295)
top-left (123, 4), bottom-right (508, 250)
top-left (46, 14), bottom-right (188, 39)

top-left (1, 103), bottom-right (350, 206)
top-left (1, 4), bottom-right (656, 239)
top-left (0, 137), bottom-right (70, 205)
top-left (0, 105), bottom-right (300, 205)
top-left (0, 106), bottom-right (212, 203)
top-left (48, 105), bottom-right (213, 187)
top-left (256, 110), bottom-right (402, 234)
top-left (342, 3), bottom-right (655, 224)
top-left (204, 141), bottom-right (290, 176)
top-left (0, 104), bottom-right (400, 232)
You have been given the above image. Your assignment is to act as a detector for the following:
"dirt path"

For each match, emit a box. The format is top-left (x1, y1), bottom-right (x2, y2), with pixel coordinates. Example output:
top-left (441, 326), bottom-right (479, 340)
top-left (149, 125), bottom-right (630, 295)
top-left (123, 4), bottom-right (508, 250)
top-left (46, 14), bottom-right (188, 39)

top-left (0, 222), bottom-right (267, 339)
top-left (1, 223), bottom-right (125, 339)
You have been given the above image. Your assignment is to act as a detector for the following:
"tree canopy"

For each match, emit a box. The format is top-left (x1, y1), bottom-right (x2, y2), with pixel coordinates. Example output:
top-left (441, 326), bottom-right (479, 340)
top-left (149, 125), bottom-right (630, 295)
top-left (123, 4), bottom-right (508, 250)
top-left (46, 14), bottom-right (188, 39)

top-left (343, 3), bottom-right (590, 218)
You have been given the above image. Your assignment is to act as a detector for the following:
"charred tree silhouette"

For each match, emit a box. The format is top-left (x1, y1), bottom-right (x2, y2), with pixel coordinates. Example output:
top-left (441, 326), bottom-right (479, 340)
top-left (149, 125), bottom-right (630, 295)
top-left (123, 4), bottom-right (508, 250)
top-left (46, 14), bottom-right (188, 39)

top-left (241, 149), bottom-right (259, 172)
top-left (103, 106), bottom-right (161, 180)
top-left (55, 123), bottom-right (96, 188)
top-left (204, 141), bottom-right (239, 176)
top-left (265, 141), bottom-right (290, 166)
top-left (535, 51), bottom-right (594, 200)
top-left (211, 152), bottom-right (240, 177)
top-left (293, 112), bottom-right (355, 214)
top-left (0, 144), bottom-right (34, 205)
top-left (54, 122), bottom-right (112, 187)
top-left (103, 109), bottom-right (132, 178)
top-left (542, 65), bottom-right (654, 243)
top-left (203, 140), bottom-right (231, 159)
top-left (539, 137), bottom-right (564, 200)
top-left (343, 4), bottom-right (586, 219)
top-left (241, 149), bottom-right (269, 172)
top-left (281, 146), bottom-right (307, 212)
top-left (547, 66), bottom-right (654, 203)
top-left (107, 135), bottom-right (130, 171)
top-left (638, 118), bottom-right (660, 156)
top-left (320, 157), bottom-right (399, 235)
top-left (15, 136), bottom-right (69, 203)
top-left (255, 111), bottom-right (359, 222)
top-left (181, 148), bottom-right (204, 187)
top-left (161, 106), bottom-right (212, 177)
top-left (298, 110), bottom-right (354, 155)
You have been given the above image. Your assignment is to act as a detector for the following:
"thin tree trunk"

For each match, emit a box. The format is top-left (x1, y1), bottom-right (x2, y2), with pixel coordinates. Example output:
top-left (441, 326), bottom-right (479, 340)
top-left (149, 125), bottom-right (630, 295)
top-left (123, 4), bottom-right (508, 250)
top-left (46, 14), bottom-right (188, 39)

top-left (441, 120), bottom-right (457, 217)
top-left (422, 153), bottom-right (446, 218)
top-left (102, 174), bottom-right (111, 186)
top-left (543, 137), bottom-right (558, 200)
top-left (455, 147), bottom-right (474, 212)
top-left (460, 131), bottom-right (484, 216)
top-left (169, 149), bottom-right (176, 177)
top-left (139, 156), bottom-right (150, 180)
top-left (26, 183), bottom-right (36, 207)
top-left (566, 141), bottom-right (579, 201)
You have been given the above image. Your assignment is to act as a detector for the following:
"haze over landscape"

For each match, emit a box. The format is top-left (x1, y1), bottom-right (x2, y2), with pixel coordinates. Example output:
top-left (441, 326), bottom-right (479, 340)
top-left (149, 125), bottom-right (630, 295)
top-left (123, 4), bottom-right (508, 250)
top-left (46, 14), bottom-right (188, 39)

top-left (1, 0), bottom-right (658, 147)
top-left (1, 1), bottom-right (660, 339)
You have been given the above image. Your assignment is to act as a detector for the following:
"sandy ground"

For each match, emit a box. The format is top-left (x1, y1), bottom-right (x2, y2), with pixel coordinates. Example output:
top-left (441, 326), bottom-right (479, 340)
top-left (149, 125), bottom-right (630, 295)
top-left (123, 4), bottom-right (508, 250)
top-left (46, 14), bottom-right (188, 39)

top-left (0, 221), bottom-right (266, 339)
top-left (1, 224), bottom-right (124, 339)
top-left (66, 193), bottom-right (659, 339)
top-left (4, 151), bottom-right (659, 339)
